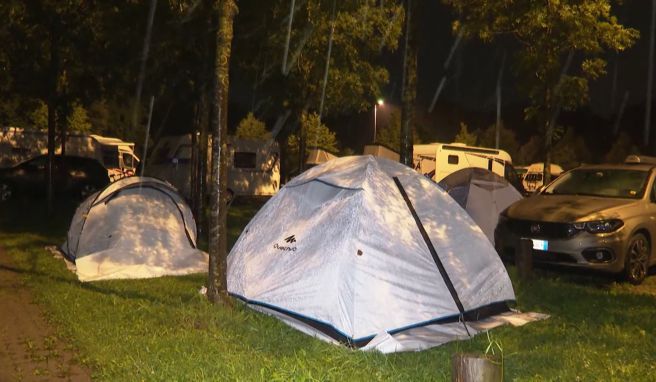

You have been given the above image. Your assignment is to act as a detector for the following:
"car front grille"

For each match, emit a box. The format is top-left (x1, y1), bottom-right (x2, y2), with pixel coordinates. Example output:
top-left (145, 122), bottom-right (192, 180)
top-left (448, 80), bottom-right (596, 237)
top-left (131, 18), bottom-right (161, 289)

top-left (532, 250), bottom-right (578, 263)
top-left (506, 219), bottom-right (575, 240)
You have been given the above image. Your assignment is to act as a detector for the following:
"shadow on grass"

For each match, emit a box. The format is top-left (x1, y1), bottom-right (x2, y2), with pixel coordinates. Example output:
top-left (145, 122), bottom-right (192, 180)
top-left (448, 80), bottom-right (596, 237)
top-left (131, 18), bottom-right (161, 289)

top-left (0, 196), bottom-right (78, 237)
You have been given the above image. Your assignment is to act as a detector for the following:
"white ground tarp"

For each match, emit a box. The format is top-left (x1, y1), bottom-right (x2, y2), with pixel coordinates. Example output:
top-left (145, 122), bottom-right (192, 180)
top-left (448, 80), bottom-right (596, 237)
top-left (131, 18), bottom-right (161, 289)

top-left (228, 156), bottom-right (520, 352)
top-left (62, 176), bottom-right (208, 282)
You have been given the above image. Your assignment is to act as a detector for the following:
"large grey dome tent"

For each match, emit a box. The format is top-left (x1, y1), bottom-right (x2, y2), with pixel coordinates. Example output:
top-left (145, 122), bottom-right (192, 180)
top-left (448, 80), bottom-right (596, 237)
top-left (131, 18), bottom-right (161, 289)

top-left (62, 176), bottom-right (208, 282)
top-left (438, 168), bottom-right (523, 244)
top-left (228, 156), bottom-right (517, 352)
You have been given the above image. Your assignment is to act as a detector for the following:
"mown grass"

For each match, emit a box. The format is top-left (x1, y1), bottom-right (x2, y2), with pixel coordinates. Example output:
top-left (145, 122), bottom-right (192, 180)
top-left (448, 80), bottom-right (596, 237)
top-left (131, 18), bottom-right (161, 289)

top-left (1, 197), bottom-right (656, 381)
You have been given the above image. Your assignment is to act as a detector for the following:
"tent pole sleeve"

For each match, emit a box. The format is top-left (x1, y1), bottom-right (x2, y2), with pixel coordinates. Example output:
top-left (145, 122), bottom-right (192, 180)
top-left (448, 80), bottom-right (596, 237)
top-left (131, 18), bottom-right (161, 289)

top-left (392, 177), bottom-right (467, 317)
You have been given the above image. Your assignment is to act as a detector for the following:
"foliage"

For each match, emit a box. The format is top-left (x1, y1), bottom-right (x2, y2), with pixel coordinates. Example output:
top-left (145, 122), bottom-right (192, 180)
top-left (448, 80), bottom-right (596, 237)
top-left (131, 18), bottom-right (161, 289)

top-left (552, 127), bottom-right (592, 169)
top-left (86, 99), bottom-right (132, 138)
top-left (30, 101), bottom-right (49, 131)
top-left (377, 110), bottom-right (402, 152)
top-left (235, 112), bottom-right (269, 140)
top-left (477, 122), bottom-right (520, 160)
top-left (443, 0), bottom-right (639, 178)
top-left (288, 112), bottom-right (339, 154)
top-left (604, 132), bottom-right (640, 163)
top-left (2, 199), bottom-right (656, 381)
top-left (516, 135), bottom-right (542, 165)
top-left (66, 102), bottom-right (92, 133)
top-left (453, 122), bottom-right (478, 146)
top-left (443, 0), bottom-right (638, 120)
top-left (235, 0), bottom-right (404, 116)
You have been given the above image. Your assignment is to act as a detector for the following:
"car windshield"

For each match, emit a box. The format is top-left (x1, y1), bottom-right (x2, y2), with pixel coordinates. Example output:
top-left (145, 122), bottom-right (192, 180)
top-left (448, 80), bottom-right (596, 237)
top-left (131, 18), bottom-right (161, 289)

top-left (543, 168), bottom-right (649, 199)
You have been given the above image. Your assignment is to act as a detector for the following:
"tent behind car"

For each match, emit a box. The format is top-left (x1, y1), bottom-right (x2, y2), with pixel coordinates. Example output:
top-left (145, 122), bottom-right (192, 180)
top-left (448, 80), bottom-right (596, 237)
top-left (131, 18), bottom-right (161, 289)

top-left (228, 156), bottom-right (516, 352)
top-left (62, 176), bottom-right (208, 282)
top-left (438, 168), bottom-right (522, 243)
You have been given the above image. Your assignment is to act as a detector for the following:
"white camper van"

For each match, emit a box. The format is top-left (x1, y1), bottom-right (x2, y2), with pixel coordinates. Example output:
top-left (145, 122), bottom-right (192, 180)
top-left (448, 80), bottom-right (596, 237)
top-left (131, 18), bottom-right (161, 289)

top-left (146, 134), bottom-right (280, 199)
top-left (522, 162), bottom-right (564, 193)
top-left (413, 142), bottom-right (513, 182)
top-left (0, 127), bottom-right (139, 180)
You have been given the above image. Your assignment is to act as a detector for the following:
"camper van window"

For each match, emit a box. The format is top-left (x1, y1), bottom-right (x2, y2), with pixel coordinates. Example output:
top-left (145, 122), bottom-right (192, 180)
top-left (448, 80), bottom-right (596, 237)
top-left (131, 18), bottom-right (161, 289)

top-left (448, 155), bottom-right (459, 165)
top-left (122, 153), bottom-right (133, 168)
top-left (101, 147), bottom-right (119, 168)
top-left (234, 152), bottom-right (257, 169)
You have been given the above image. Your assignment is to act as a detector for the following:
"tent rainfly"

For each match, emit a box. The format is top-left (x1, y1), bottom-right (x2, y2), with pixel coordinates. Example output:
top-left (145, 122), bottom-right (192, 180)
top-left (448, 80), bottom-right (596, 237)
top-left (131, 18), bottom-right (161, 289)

top-left (438, 168), bottom-right (523, 244)
top-left (228, 156), bottom-right (517, 352)
top-left (62, 176), bottom-right (208, 282)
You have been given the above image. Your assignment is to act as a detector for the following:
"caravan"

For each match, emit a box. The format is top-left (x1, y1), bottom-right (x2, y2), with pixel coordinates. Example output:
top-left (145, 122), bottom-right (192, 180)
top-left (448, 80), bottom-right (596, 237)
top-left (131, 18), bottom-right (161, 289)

top-left (0, 127), bottom-right (139, 180)
top-left (146, 134), bottom-right (280, 199)
top-left (413, 142), bottom-right (512, 181)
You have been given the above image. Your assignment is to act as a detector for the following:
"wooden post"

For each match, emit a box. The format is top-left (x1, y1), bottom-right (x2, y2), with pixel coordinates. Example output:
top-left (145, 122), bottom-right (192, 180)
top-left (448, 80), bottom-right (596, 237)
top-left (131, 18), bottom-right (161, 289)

top-left (516, 238), bottom-right (533, 281)
top-left (452, 353), bottom-right (502, 382)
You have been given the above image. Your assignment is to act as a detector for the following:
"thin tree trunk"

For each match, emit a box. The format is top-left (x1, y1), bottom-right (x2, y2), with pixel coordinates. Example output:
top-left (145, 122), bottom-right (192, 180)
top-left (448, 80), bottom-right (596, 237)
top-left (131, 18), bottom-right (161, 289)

top-left (644, 0), bottom-right (656, 151)
top-left (132, 0), bottom-right (157, 133)
top-left (207, 0), bottom-right (237, 305)
top-left (196, 0), bottom-right (214, 243)
top-left (198, 90), bottom-right (209, 242)
top-left (298, 112), bottom-right (306, 173)
top-left (191, 104), bottom-right (200, 215)
top-left (543, 51), bottom-right (574, 185)
top-left (47, 26), bottom-right (60, 215)
top-left (400, 0), bottom-right (417, 166)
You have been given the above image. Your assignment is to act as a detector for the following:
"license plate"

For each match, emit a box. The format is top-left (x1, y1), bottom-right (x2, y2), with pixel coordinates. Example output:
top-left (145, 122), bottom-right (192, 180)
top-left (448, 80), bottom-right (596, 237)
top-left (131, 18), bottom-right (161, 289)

top-left (532, 239), bottom-right (548, 251)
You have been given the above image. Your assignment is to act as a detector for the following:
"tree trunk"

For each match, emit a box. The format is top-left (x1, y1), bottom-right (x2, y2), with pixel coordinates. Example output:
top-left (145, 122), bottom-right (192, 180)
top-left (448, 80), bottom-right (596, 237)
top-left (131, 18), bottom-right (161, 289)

top-left (543, 119), bottom-right (553, 186)
top-left (47, 26), bottom-right (60, 215)
top-left (298, 114), bottom-right (306, 173)
top-left (400, 0), bottom-right (417, 166)
top-left (207, 0), bottom-right (237, 305)
top-left (452, 353), bottom-right (502, 382)
top-left (191, 110), bottom-right (199, 214)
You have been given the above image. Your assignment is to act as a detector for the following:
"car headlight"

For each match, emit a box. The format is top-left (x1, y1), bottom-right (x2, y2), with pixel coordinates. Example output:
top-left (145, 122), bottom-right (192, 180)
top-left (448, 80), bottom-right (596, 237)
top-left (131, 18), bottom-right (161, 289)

top-left (570, 219), bottom-right (624, 234)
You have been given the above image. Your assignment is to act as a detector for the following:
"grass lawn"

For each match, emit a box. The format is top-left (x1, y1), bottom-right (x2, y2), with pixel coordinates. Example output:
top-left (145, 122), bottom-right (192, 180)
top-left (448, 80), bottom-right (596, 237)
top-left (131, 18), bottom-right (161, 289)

top-left (1, 197), bottom-right (656, 381)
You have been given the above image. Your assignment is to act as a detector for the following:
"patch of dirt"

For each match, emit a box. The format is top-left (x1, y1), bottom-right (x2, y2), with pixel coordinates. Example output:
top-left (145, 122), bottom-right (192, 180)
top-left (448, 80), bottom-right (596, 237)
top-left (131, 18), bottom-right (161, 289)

top-left (0, 246), bottom-right (91, 381)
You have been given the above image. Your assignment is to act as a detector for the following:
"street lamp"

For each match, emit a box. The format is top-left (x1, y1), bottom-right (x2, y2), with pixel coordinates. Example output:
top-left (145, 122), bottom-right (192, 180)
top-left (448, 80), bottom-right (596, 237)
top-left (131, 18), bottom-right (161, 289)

top-left (374, 98), bottom-right (384, 143)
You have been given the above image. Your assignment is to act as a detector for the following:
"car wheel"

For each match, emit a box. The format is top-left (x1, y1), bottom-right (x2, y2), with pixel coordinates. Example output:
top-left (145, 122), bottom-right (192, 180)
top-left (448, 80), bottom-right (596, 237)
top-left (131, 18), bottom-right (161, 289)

top-left (79, 184), bottom-right (98, 200)
top-left (0, 183), bottom-right (12, 202)
top-left (624, 233), bottom-right (650, 285)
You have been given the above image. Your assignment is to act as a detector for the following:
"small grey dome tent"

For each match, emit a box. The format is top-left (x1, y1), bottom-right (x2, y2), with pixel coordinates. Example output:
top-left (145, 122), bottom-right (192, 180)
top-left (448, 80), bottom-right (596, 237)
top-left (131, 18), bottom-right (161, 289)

top-left (62, 176), bottom-right (208, 282)
top-left (228, 156), bottom-right (516, 352)
top-left (438, 168), bottom-right (523, 244)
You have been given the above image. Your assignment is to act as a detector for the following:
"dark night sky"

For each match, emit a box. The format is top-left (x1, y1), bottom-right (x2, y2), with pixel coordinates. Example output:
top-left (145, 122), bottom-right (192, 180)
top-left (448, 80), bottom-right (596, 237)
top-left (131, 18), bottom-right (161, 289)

top-left (226, 1), bottom-right (655, 153)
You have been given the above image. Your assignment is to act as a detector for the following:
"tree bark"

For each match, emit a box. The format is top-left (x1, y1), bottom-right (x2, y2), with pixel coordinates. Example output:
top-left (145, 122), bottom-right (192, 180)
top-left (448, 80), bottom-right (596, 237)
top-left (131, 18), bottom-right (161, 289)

top-left (400, 0), bottom-right (417, 167)
top-left (452, 353), bottom-right (502, 382)
top-left (207, 0), bottom-right (237, 305)
top-left (47, 25), bottom-right (60, 215)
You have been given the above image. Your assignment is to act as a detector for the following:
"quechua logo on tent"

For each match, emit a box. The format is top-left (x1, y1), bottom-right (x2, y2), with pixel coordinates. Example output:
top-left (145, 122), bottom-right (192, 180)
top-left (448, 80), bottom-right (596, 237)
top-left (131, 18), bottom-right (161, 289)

top-left (274, 234), bottom-right (298, 252)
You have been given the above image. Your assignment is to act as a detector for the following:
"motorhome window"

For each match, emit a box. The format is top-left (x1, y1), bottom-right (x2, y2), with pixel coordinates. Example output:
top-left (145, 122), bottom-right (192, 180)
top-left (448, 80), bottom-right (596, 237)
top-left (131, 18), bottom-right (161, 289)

top-left (122, 153), bottom-right (133, 168)
top-left (447, 155), bottom-right (459, 165)
top-left (101, 147), bottom-right (119, 168)
top-left (234, 152), bottom-right (257, 169)
top-left (442, 145), bottom-right (500, 155)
